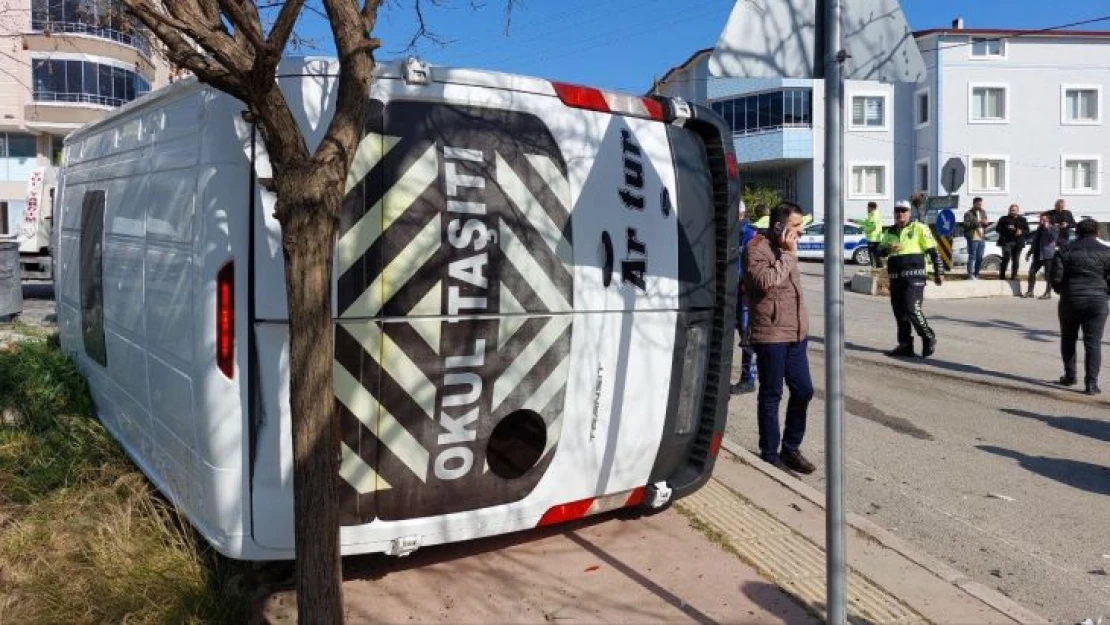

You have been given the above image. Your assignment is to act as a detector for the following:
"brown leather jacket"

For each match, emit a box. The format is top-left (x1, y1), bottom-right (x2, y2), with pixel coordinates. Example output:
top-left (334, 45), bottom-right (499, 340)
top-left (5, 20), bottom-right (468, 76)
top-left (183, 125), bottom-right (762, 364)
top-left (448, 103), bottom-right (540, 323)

top-left (743, 233), bottom-right (809, 344)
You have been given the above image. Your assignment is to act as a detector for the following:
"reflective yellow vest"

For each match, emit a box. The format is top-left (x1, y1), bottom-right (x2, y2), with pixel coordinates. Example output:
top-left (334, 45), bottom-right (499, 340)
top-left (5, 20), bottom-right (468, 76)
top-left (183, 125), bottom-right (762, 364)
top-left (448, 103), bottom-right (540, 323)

top-left (860, 211), bottom-right (884, 242)
top-left (881, 221), bottom-right (936, 256)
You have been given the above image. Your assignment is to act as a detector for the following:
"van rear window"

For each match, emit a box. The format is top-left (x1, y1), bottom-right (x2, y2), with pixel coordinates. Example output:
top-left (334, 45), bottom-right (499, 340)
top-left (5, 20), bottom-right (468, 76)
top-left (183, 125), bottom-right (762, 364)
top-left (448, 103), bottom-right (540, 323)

top-left (79, 190), bottom-right (107, 366)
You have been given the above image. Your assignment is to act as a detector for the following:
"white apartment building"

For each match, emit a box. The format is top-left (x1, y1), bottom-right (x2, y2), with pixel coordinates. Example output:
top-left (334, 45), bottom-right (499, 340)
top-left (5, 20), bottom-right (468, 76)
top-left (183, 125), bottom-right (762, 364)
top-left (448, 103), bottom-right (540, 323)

top-left (0, 0), bottom-right (171, 236)
top-left (655, 17), bottom-right (1110, 225)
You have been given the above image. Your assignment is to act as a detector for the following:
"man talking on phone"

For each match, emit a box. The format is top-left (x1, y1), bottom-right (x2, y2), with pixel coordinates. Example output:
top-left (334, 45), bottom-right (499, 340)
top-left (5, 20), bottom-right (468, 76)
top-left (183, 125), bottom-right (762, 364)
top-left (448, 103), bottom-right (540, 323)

top-left (881, 199), bottom-right (945, 358)
top-left (744, 201), bottom-right (815, 474)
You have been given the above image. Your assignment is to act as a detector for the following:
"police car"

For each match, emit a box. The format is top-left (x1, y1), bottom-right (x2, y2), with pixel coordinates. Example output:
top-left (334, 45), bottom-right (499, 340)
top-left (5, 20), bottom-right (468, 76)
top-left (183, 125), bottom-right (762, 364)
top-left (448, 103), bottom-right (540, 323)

top-left (797, 221), bottom-right (872, 265)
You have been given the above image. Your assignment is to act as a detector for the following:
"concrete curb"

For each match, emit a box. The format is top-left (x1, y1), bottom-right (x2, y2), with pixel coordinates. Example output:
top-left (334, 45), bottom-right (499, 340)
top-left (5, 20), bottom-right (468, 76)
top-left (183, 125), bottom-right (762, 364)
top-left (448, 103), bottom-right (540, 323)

top-left (847, 271), bottom-right (1031, 300)
top-left (718, 438), bottom-right (1051, 625)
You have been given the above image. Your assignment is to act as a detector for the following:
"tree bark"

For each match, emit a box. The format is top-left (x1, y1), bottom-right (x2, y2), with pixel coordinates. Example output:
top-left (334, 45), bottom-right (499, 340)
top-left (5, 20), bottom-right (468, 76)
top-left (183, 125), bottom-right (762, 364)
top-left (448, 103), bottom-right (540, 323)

top-left (278, 169), bottom-right (344, 625)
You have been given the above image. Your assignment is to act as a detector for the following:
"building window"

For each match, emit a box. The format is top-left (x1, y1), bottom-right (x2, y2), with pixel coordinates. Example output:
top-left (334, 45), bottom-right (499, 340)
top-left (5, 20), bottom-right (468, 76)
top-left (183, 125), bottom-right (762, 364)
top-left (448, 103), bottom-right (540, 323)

top-left (710, 88), bottom-right (812, 135)
top-left (970, 37), bottom-right (1005, 58)
top-left (970, 86), bottom-right (1007, 122)
top-left (1061, 157), bottom-right (1100, 194)
top-left (849, 164), bottom-right (887, 198)
top-left (1062, 87), bottom-right (1100, 124)
top-left (32, 58), bottom-right (150, 107)
top-left (30, 0), bottom-right (152, 58)
top-left (970, 157), bottom-right (1008, 193)
top-left (916, 160), bottom-right (930, 193)
top-left (850, 95), bottom-right (886, 129)
top-left (916, 90), bottom-right (929, 127)
top-left (0, 133), bottom-right (39, 182)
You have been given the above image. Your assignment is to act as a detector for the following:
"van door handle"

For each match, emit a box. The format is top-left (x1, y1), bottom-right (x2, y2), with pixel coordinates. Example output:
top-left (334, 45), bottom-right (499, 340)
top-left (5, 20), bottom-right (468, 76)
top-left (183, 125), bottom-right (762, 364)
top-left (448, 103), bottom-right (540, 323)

top-left (600, 231), bottom-right (613, 287)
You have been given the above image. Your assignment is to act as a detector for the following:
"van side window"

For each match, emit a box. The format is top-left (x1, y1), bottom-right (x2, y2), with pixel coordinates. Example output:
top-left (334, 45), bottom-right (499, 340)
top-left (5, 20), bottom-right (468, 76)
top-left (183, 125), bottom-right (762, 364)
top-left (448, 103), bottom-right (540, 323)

top-left (79, 190), bottom-right (107, 366)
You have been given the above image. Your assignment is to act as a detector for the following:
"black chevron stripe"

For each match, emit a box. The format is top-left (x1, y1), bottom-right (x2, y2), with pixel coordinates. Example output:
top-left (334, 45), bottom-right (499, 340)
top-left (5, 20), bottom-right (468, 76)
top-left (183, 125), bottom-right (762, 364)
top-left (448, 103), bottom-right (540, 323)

top-left (498, 150), bottom-right (573, 244)
top-left (501, 212), bottom-right (574, 304)
top-left (490, 321), bottom-right (572, 417)
top-left (338, 403), bottom-right (374, 526)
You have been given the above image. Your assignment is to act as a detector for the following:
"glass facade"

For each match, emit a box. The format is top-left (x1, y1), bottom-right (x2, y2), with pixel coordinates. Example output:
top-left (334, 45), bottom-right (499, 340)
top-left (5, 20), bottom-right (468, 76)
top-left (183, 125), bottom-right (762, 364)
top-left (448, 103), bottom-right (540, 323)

top-left (30, 0), bottom-right (152, 57)
top-left (1, 133), bottom-right (39, 182)
top-left (711, 89), bottom-right (812, 135)
top-left (32, 58), bottom-right (151, 107)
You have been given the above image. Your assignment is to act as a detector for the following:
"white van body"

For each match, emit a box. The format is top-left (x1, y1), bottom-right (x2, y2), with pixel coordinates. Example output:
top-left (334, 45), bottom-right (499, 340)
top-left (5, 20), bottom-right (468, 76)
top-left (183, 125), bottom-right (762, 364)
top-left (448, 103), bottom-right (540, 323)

top-left (56, 58), bottom-right (738, 560)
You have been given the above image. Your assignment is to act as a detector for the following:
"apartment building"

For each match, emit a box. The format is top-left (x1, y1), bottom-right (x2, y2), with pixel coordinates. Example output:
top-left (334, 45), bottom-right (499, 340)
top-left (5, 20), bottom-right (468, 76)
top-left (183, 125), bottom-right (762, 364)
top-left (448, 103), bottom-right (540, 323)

top-left (914, 24), bottom-right (1110, 222)
top-left (0, 0), bottom-right (170, 235)
top-left (655, 14), bottom-right (1110, 224)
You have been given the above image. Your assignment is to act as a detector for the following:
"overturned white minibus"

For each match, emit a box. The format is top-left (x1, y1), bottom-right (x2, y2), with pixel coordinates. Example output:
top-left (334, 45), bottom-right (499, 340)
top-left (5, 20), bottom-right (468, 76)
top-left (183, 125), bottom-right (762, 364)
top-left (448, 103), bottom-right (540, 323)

top-left (55, 58), bottom-right (739, 560)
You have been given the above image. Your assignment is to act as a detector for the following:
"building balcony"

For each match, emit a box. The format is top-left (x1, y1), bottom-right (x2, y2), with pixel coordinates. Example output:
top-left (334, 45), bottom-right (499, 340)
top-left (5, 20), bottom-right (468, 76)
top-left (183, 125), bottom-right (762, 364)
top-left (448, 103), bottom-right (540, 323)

top-left (732, 125), bottom-right (814, 165)
top-left (29, 19), bottom-right (152, 58)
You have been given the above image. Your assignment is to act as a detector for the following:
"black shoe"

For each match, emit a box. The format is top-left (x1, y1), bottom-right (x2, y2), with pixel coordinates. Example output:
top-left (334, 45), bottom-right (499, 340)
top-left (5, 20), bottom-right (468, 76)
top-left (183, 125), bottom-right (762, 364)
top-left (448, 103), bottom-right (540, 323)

top-left (1039, 293), bottom-right (1052, 300)
top-left (730, 380), bottom-right (756, 395)
top-left (1085, 383), bottom-right (1101, 395)
top-left (921, 338), bottom-right (936, 358)
top-left (884, 344), bottom-right (915, 358)
top-left (1056, 376), bottom-right (1077, 387)
top-left (1023, 291), bottom-right (1034, 298)
top-left (781, 449), bottom-right (816, 475)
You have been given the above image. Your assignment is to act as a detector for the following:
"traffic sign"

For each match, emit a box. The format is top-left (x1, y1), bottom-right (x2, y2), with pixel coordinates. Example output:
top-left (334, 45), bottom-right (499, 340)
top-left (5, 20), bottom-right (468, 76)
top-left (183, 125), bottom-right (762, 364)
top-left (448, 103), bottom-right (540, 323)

top-left (935, 209), bottom-right (957, 236)
top-left (941, 158), bottom-right (965, 194)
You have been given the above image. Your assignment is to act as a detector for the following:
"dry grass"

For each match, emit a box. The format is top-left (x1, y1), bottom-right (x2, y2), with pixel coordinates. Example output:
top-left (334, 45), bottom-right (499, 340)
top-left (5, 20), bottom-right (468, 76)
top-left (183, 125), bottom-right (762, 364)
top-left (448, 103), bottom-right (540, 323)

top-left (0, 339), bottom-right (249, 624)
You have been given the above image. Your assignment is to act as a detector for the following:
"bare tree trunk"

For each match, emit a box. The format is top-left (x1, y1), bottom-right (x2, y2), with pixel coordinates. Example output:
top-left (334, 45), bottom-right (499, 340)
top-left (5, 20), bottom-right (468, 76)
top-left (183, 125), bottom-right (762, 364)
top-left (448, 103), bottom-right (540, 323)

top-left (278, 169), bottom-right (344, 624)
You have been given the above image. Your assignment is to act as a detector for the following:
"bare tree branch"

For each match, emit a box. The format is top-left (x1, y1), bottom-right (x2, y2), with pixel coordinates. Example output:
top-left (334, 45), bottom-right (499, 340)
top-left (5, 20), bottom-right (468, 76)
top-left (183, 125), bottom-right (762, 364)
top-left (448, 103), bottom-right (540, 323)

top-left (265, 0), bottom-right (306, 59)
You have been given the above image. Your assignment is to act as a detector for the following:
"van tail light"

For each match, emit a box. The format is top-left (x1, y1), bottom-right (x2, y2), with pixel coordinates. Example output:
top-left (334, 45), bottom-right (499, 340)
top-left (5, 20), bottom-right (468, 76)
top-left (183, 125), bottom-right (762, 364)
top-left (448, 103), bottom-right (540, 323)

top-left (725, 152), bottom-right (739, 180)
top-left (552, 82), bottom-right (665, 121)
top-left (216, 261), bottom-right (234, 379)
top-left (536, 487), bottom-right (646, 527)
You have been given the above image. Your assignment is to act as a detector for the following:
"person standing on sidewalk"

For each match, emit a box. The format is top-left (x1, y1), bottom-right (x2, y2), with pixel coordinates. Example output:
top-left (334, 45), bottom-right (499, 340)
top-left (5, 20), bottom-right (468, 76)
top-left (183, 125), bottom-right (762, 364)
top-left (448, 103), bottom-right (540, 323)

top-left (1049, 218), bottom-right (1110, 395)
top-left (1024, 212), bottom-right (1058, 299)
top-left (881, 200), bottom-right (944, 358)
top-left (744, 201), bottom-right (815, 474)
top-left (860, 201), bottom-right (884, 269)
top-left (996, 204), bottom-right (1028, 282)
top-left (961, 197), bottom-right (989, 279)
top-left (1049, 199), bottom-right (1077, 245)
top-left (731, 204), bottom-right (763, 395)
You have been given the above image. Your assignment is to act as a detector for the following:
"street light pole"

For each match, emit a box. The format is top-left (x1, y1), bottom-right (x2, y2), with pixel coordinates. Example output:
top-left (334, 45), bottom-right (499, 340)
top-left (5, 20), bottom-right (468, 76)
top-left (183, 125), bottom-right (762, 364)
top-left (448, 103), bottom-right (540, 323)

top-left (822, 0), bottom-right (848, 622)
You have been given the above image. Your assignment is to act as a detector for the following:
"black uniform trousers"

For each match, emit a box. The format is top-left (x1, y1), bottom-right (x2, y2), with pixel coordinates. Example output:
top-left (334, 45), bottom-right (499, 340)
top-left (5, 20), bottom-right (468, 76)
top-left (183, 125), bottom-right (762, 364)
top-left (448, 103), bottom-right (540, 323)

top-left (890, 279), bottom-right (935, 346)
top-left (1059, 297), bottom-right (1108, 385)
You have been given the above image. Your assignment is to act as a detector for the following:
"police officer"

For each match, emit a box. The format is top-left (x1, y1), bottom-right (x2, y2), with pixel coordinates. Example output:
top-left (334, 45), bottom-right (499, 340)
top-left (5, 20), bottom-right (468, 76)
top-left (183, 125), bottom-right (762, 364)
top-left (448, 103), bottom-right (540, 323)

top-left (881, 199), bottom-right (944, 358)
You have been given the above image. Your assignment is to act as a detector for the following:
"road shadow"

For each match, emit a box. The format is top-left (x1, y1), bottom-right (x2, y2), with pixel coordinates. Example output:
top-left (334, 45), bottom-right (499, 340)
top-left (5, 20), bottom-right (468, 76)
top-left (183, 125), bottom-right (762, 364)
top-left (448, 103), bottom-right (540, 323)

top-left (930, 315), bottom-right (1060, 344)
top-left (1001, 408), bottom-right (1110, 444)
top-left (977, 445), bottom-right (1110, 496)
top-left (808, 335), bottom-right (1062, 391)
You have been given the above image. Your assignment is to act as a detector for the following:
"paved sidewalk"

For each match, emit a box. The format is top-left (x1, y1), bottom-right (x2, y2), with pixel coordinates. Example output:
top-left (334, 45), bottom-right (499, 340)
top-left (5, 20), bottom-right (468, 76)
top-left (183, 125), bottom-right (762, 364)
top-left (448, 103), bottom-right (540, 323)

top-left (259, 502), bottom-right (815, 624)
top-left (258, 445), bottom-right (1047, 624)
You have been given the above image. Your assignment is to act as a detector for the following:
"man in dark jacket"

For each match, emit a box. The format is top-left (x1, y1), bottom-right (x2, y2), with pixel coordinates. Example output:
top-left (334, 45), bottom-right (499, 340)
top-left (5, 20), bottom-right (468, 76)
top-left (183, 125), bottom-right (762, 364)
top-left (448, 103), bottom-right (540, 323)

top-left (744, 202), bottom-right (814, 473)
top-left (1049, 199), bottom-right (1077, 244)
top-left (995, 204), bottom-right (1029, 281)
top-left (1024, 212), bottom-right (1058, 299)
top-left (1049, 219), bottom-right (1110, 395)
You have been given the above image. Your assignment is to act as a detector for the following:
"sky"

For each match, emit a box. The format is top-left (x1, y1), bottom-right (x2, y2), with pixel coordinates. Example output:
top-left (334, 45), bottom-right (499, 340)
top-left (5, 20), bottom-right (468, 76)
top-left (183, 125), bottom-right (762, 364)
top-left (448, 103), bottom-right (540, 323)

top-left (290, 0), bottom-right (1110, 94)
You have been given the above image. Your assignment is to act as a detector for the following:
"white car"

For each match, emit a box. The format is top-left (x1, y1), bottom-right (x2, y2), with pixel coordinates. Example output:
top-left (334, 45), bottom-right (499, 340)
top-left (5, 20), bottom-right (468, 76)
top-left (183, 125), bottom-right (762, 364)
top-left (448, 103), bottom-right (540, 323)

top-left (797, 222), bottom-right (872, 265)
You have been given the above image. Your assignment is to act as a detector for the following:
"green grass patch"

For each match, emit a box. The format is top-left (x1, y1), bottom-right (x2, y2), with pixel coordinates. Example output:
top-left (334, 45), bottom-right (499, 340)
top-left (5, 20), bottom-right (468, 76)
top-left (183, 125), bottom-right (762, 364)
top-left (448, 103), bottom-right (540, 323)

top-left (0, 339), bottom-right (250, 624)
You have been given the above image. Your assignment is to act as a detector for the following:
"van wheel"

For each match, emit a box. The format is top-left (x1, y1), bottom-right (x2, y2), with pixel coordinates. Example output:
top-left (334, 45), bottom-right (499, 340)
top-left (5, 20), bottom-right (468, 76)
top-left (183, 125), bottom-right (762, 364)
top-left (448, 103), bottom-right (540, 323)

top-left (852, 246), bottom-right (871, 266)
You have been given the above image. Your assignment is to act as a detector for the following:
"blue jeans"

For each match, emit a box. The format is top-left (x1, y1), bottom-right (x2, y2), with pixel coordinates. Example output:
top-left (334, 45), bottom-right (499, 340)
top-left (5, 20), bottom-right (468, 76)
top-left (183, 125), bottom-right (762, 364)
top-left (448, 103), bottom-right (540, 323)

top-left (967, 239), bottom-right (985, 276)
top-left (753, 340), bottom-right (814, 462)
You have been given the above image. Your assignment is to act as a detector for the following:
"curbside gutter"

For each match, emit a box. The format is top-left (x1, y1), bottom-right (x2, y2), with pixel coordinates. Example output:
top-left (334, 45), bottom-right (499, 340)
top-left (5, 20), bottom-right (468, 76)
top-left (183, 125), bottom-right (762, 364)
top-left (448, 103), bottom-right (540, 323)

top-left (718, 437), bottom-right (1051, 625)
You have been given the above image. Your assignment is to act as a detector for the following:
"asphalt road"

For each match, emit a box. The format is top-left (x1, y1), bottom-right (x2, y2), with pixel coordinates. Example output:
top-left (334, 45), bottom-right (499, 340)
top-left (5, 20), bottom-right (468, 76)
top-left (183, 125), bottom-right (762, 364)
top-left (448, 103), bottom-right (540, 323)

top-left (726, 261), bottom-right (1110, 624)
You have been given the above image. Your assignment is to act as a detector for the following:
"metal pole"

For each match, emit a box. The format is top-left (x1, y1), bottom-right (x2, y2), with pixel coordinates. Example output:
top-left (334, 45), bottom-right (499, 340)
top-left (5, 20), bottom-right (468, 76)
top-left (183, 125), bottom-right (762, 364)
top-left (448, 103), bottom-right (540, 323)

top-left (822, 0), bottom-right (847, 622)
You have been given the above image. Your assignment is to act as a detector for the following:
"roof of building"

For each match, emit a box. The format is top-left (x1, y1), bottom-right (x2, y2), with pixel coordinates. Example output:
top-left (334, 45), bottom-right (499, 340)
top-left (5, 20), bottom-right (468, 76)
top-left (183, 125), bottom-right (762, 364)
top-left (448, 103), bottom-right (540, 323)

top-left (654, 47), bottom-right (713, 89)
top-left (914, 28), bottom-right (1110, 39)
